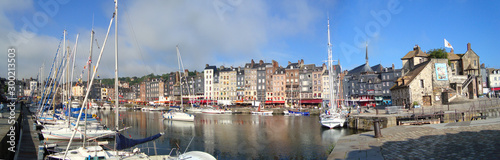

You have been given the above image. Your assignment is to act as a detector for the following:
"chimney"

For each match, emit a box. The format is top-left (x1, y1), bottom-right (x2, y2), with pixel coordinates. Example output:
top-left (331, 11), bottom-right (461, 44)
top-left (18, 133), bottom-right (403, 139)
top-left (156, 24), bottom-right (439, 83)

top-left (392, 63), bottom-right (395, 70)
top-left (301, 59), bottom-right (304, 65)
top-left (206, 64), bottom-right (209, 68)
top-left (467, 43), bottom-right (471, 51)
top-left (288, 61), bottom-right (291, 65)
top-left (251, 59), bottom-right (255, 68)
top-left (259, 60), bottom-right (264, 65)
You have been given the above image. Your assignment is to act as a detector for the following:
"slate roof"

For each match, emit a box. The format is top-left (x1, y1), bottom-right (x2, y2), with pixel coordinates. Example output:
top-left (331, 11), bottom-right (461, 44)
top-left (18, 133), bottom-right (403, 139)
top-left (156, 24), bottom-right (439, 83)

top-left (447, 51), bottom-right (461, 61)
top-left (371, 64), bottom-right (383, 73)
top-left (274, 67), bottom-right (285, 74)
top-left (348, 63), bottom-right (373, 75)
top-left (286, 63), bottom-right (300, 70)
top-left (204, 65), bottom-right (217, 70)
top-left (401, 46), bottom-right (428, 60)
top-left (391, 61), bottom-right (430, 90)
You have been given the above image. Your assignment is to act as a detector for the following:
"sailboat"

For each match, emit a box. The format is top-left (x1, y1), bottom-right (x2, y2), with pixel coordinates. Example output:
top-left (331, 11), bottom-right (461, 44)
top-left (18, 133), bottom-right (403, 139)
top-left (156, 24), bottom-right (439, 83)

top-left (163, 46), bottom-right (195, 122)
top-left (284, 75), bottom-right (309, 116)
top-left (319, 18), bottom-right (347, 129)
top-left (37, 30), bottom-right (114, 140)
top-left (251, 103), bottom-right (273, 115)
top-left (46, 1), bottom-right (164, 159)
top-left (47, 1), bottom-right (216, 159)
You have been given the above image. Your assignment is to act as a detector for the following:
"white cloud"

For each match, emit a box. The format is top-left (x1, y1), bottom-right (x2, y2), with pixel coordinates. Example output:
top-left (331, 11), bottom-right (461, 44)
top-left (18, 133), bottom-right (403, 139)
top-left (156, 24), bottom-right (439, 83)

top-left (1, 0), bottom-right (321, 79)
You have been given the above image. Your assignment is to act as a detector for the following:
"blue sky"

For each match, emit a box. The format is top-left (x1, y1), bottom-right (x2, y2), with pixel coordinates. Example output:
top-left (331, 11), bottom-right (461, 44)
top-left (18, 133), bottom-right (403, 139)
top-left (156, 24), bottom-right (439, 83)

top-left (1, 0), bottom-right (499, 79)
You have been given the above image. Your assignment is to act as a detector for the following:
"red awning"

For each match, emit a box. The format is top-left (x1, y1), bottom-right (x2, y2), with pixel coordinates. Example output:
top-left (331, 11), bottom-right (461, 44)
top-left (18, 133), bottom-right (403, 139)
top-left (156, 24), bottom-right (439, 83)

top-left (199, 100), bottom-right (218, 104)
top-left (300, 99), bottom-right (323, 104)
top-left (265, 101), bottom-right (285, 104)
top-left (492, 87), bottom-right (500, 91)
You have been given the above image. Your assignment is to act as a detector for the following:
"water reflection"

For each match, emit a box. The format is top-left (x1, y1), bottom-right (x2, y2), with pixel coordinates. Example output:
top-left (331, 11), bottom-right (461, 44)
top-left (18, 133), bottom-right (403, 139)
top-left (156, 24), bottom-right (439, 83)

top-left (97, 110), bottom-right (359, 159)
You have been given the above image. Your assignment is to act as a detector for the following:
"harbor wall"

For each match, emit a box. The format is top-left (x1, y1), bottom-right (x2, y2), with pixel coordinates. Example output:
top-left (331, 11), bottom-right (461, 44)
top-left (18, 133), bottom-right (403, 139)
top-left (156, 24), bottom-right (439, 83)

top-left (347, 106), bottom-right (500, 130)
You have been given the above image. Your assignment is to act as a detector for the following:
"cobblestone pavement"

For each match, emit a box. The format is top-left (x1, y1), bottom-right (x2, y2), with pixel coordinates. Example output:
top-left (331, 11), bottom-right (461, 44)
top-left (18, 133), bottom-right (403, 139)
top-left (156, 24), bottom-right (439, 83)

top-left (329, 118), bottom-right (500, 160)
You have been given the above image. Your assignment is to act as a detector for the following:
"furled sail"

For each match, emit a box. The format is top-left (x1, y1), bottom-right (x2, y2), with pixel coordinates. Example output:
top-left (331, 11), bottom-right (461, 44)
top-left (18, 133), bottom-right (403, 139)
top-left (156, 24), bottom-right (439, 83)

top-left (115, 133), bottom-right (163, 150)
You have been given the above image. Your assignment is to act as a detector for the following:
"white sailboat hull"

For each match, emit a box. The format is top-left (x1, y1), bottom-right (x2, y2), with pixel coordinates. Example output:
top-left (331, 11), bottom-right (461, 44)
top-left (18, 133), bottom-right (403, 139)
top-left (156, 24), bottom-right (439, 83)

top-left (201, 109), bottom-right (232, 114)
top-left (41, 128), bottom-right (114, 140)
top-left (163, 112), bottom-right (195, 122)
top-left (320, 113), bottom-right (346, 128)
top-left (251, 110), bottom-right (273, 115)
top-left (45, 146), bottom-right (149, 160)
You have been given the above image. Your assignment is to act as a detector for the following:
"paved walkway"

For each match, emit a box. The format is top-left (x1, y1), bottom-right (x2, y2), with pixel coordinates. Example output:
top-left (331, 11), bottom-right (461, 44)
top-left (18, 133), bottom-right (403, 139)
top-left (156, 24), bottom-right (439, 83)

top-left (0, 103), bottom-right (21, 160)
top-left (329, 117), bottom-right (500, 160)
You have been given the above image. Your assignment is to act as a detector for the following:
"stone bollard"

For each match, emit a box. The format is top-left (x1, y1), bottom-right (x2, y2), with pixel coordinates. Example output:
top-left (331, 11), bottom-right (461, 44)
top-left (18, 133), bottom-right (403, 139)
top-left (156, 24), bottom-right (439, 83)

top-left (373, 119), bottom-right (383, 138)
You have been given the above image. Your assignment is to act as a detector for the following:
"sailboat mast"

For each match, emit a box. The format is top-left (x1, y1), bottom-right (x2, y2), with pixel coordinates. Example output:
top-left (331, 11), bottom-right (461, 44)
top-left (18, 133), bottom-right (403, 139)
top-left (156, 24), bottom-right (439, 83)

top-left (62, 5), bottom-right (115, 159)
top-left (84, 30), bottom-right (94, 148)
top-left (327, 18), bottom-right (336, 110)
top-left (114, 0), bottom-right (119, 152)
top-left (176, 46), bottom-right (183, 107)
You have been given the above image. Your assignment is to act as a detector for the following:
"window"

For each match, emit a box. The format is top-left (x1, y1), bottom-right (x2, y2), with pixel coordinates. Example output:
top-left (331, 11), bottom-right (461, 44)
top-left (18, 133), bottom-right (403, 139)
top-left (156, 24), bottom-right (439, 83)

top-left (420, 79), bottom-right (424, 88)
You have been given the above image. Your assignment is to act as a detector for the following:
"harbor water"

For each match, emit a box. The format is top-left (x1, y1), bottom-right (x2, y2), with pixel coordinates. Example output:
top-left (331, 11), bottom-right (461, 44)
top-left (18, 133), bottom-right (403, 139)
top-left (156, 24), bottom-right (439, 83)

top-left (95, 109), bottom-right (361, 159)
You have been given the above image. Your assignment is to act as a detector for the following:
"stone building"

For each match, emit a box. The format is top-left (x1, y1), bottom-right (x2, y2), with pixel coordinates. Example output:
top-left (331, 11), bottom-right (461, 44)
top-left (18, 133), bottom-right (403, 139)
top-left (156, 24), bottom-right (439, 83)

top-left (299, 64), bottom-right (315, 100)
top-left (273, 67), bottom-right (286, 103)
top-left (487, 69), bottom-right (500, 96)
top-left (380, 66), bottom-right (401, 105)
top-left (204, 65), bottom-right (217, 101)
top-left (193, 72), bottom-right (205, 99)
top-left (401, 45), bottom-right (429, 75)
top-left (265, 60), bottom-right (279, 103)
top-left (391, 59), bottom-right (452, 106)
top-left (140, 82), bottom-right (145, 101)
top-left (285, 60), bottom-right (301, 106)
top-left (256, 60), bottom-right (271, 102)
top-left (219, 66), bottom-right (237, 103)
top-left (236, 67), bottom-right (245, 102)
top-left (312, 64), bottom-right (326, 100)
top-left (244, 60), bottom-right (257, 102)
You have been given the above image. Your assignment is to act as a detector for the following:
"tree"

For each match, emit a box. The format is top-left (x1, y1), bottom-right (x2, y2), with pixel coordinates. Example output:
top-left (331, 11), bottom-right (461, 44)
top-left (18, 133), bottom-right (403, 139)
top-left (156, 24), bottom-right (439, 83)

top-left (427, 48), bottom-right (447, 59)
top-left (428, 48), bottom-right (450, 65)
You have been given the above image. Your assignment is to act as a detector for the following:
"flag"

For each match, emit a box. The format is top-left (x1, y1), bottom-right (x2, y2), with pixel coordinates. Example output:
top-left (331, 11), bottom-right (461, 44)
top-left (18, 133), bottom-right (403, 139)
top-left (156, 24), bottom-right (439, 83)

top-left (444, 39), bottom-right (453, 49)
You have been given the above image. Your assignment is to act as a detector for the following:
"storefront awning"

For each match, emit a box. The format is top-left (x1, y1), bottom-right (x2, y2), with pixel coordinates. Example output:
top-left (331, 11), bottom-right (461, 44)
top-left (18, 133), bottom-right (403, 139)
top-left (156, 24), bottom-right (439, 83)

top-left (300, 99), bottom-right (323, 104)
top-left (265, 101), bottom-right (285, 104)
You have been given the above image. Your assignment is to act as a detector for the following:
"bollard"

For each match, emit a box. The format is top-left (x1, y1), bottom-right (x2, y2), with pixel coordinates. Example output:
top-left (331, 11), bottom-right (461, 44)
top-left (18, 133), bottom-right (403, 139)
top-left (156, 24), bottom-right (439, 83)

top-left (38, 145), bottom-right (44, 160)
top-left (373, 119), bottom-right (383, 138)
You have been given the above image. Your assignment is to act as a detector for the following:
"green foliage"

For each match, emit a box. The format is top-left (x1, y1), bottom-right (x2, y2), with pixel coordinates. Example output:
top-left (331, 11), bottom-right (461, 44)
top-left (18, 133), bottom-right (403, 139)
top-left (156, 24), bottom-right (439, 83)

top-left (413, 101), bottom-right (419, 106)
top-left (161, 74), bottom-right (169, 80)
top-left (427, 48), bottom-right (448, 59)
top-left (188, 71), bottom-right (197, 76)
